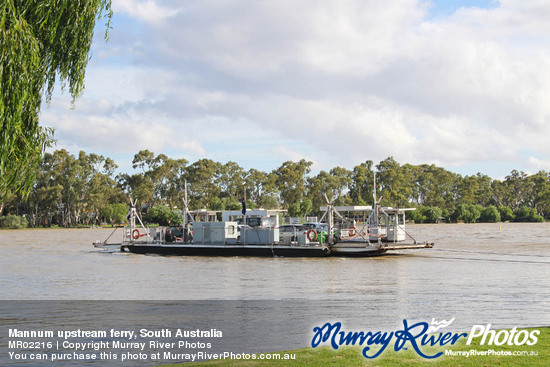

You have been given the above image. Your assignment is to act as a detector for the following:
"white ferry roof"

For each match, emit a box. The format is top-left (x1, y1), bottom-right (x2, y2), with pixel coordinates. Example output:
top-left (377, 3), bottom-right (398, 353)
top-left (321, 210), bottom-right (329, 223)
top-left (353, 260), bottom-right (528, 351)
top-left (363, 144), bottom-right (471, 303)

top-left (319, 205), bottom-right (416, 213)
top-left (222, 209), bottom-right (287, 216)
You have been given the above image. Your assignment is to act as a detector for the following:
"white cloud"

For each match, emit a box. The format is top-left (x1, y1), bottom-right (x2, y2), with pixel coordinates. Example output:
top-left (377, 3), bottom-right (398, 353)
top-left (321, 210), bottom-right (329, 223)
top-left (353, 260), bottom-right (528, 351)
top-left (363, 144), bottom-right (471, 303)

top-left (113, 0), bottom-right (180, 24)
top-left (527, 155), bottom-right (550, 173)
top-left (45, 0), bottom-right (550, 177)
top-left (41, 99), bottom-right (206, 156)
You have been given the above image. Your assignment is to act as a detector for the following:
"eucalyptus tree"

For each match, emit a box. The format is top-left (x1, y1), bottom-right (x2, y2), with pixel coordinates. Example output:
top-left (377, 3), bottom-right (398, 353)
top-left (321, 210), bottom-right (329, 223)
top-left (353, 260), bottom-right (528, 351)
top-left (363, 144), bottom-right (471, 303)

top-left (184, 159), bottom-right (222, 208)
top-left (17, 149), bottom-right (120, 226)
top-left (48, 149), bottom-right (81, 226)
top-left (121, 150), bottom-right (155, 208)
top-left (503, 170), bottom-right (531, 210)
top-left (349, 160), bottom-right (374, 205)
top-left (456, 175), bottom-right (480, 205)
top-left (307, 171), bottom-right (337, 213)
top-left (124, 150), bottom-right (188, 209)
top-left (474, 173), bottom-right (495, 207)
top-left (525, 171), bottom-right (550, 217)
top-left (457, 173), bottom-right (494, 207)
top-left (328, 166), bottom-right (353, 205)
top-left (117, 172), bottom-right (154, 211)
top-left (243, 169), bottom-right (279, 209)
top-left (307, 167), bottom-right (352, 212)
top-left (148, 154), bottom-right (188, 208)
top-left (23, 152), bottom-right (63, 226)
top-left (414, 164), bottom-right (458, 211)
top-left (376, 157), bottom-right (413, 207)
top-left (273, 159), bottom-right (312, 208)
top-left (491, 179), bottom-right (507, 207)
top-left (85, 155), bottom-right (125, 225)
top-left (0, 0), bottom-right (112, 200)
top-left (216, 161), bottom-right (245, 200)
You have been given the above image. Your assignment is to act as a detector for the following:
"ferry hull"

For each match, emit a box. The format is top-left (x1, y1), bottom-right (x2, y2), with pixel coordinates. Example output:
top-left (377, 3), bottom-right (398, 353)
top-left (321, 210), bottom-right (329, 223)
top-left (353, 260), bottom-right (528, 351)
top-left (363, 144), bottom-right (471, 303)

top-left (119, 243), bottom-right (427, 257)
top-left (123, 244), bottom-right (331, 257)
top-left (329, 247), bottom-right (388, 257)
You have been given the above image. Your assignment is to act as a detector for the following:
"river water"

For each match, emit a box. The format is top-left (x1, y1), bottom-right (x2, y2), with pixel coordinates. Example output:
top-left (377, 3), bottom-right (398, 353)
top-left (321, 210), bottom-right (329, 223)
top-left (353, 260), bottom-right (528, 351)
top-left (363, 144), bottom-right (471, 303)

top-left (0, 223), bottom-right (549, 365)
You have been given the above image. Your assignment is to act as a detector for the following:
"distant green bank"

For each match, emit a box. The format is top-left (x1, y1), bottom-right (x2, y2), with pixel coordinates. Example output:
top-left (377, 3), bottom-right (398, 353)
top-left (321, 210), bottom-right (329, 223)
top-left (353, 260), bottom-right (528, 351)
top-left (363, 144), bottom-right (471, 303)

top-left (161, 327), bottom-right (548, 367)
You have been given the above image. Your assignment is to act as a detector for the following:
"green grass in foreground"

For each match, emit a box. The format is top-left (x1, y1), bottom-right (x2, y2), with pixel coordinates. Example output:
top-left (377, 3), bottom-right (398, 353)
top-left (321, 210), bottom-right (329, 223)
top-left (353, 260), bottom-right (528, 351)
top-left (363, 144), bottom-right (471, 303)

top-left (161, 327), bottom-right (548, 366)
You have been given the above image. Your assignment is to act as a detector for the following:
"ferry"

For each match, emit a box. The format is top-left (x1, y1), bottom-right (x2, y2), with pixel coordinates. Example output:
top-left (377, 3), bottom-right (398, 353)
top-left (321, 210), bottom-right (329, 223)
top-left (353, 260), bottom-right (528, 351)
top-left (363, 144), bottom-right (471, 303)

top-left (93, 181), bottom-right (433, 257)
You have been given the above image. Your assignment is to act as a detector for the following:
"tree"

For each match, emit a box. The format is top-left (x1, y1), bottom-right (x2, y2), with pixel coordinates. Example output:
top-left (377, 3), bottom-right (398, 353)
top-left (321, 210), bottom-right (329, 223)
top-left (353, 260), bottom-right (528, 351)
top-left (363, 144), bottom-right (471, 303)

top-left (503, 170), bottom-right (531, 210)
top-left (413, 164), bottom-right (458, 211)
top-left (307, 170), bottom-right (346, 212)
top-left (376, 157), bottom-right (412, 207)
top-left (121, 150), bottom-right (188, 210)
top-left (243, 169), bottom-right (279, 208)
top-left (148, 154), bottom-right (188, 208)
top-left (0, 0), bottom-right (112, 200)
top-left (525, 171), bottom-right (550, 217)
top-left (216, 161), bottom-right (245, 199)
top-left (349, 161), bottom-right (374, 205)
top-left (274, 159), bottom-right (312, 207)
top-left (184, 159), bottom-right (222, 208)
top-left (457, 173), bottom-right (494, 206)
top-left (287, 202), bottom-right (302, 217)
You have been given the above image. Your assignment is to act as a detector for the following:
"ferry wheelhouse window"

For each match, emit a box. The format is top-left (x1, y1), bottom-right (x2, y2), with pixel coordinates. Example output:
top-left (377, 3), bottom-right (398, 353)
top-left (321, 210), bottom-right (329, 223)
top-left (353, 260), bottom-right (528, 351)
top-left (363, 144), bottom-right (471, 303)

top-left (228, 225), bottom-right (235, 234)
top-left (248, 218), bottom-right (261, 227)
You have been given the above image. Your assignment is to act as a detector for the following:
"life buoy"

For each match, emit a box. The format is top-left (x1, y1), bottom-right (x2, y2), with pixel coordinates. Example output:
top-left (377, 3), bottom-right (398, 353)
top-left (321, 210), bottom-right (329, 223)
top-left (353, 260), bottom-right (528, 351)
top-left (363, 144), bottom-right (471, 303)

top-left (132, 229), bottom-right (140, 240)
top-left (307, 229), bottom-right (318, 242)
top-left (348, 226), bottom-right (356, 236)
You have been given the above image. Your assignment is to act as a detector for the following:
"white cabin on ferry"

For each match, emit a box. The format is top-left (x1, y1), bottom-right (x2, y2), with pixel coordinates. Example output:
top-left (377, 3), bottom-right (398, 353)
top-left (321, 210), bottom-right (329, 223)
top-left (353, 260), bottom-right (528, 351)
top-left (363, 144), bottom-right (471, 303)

top-left (222, 209), bottom-right (286, 227)
top-left (320, 205), bottom-right (416, 242)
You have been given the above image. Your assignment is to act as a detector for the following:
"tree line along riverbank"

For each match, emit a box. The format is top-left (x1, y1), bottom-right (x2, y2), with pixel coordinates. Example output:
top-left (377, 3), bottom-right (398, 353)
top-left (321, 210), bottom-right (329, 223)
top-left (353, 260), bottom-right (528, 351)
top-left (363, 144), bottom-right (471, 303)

top-left (0, 149), bottom-right (548, 228)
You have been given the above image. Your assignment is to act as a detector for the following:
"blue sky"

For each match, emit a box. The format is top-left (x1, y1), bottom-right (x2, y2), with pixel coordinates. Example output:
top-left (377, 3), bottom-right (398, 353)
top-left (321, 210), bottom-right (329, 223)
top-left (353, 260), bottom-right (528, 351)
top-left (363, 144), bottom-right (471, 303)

top-left (41, 0), bottom-right (550, 180)
top-left (428, 0), bottom-right (497, 17)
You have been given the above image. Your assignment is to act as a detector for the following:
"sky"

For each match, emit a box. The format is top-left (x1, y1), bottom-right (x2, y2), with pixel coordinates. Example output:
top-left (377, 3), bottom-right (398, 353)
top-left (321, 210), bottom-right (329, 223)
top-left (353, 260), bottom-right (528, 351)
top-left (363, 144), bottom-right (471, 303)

top-left (40, 0), bottom-right (550, 180)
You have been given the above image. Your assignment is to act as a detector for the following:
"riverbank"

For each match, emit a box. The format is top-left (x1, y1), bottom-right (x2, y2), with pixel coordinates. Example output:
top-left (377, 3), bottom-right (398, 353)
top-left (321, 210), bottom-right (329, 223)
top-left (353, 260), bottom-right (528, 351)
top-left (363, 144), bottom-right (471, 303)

top-left (168, 327), bottom-right (549, 366)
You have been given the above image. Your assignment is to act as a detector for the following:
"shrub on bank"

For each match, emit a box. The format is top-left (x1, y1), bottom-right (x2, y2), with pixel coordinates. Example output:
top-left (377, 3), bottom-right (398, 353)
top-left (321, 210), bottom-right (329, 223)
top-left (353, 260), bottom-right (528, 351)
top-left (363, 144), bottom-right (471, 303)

top-left (99, 203), bottom-right (129, 225)
top-left (394, 203), bottom-right (545, 224)
top-left (407, 206), bottom-right (442, 223)
top-left (451, 204), bottom-right (481, 223)
top-left (513, 206), bottom-right (545, 222)
top-left (144, 205), bottom-right (181, 226)
top-left (420, 206), bottom-right (442, 223)
top-left (479, 205), bottom-right (501, 223)
top-left (0, 215), bottom-right (28, 229)
top-left (498, 205), bottom-right (514, 221)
